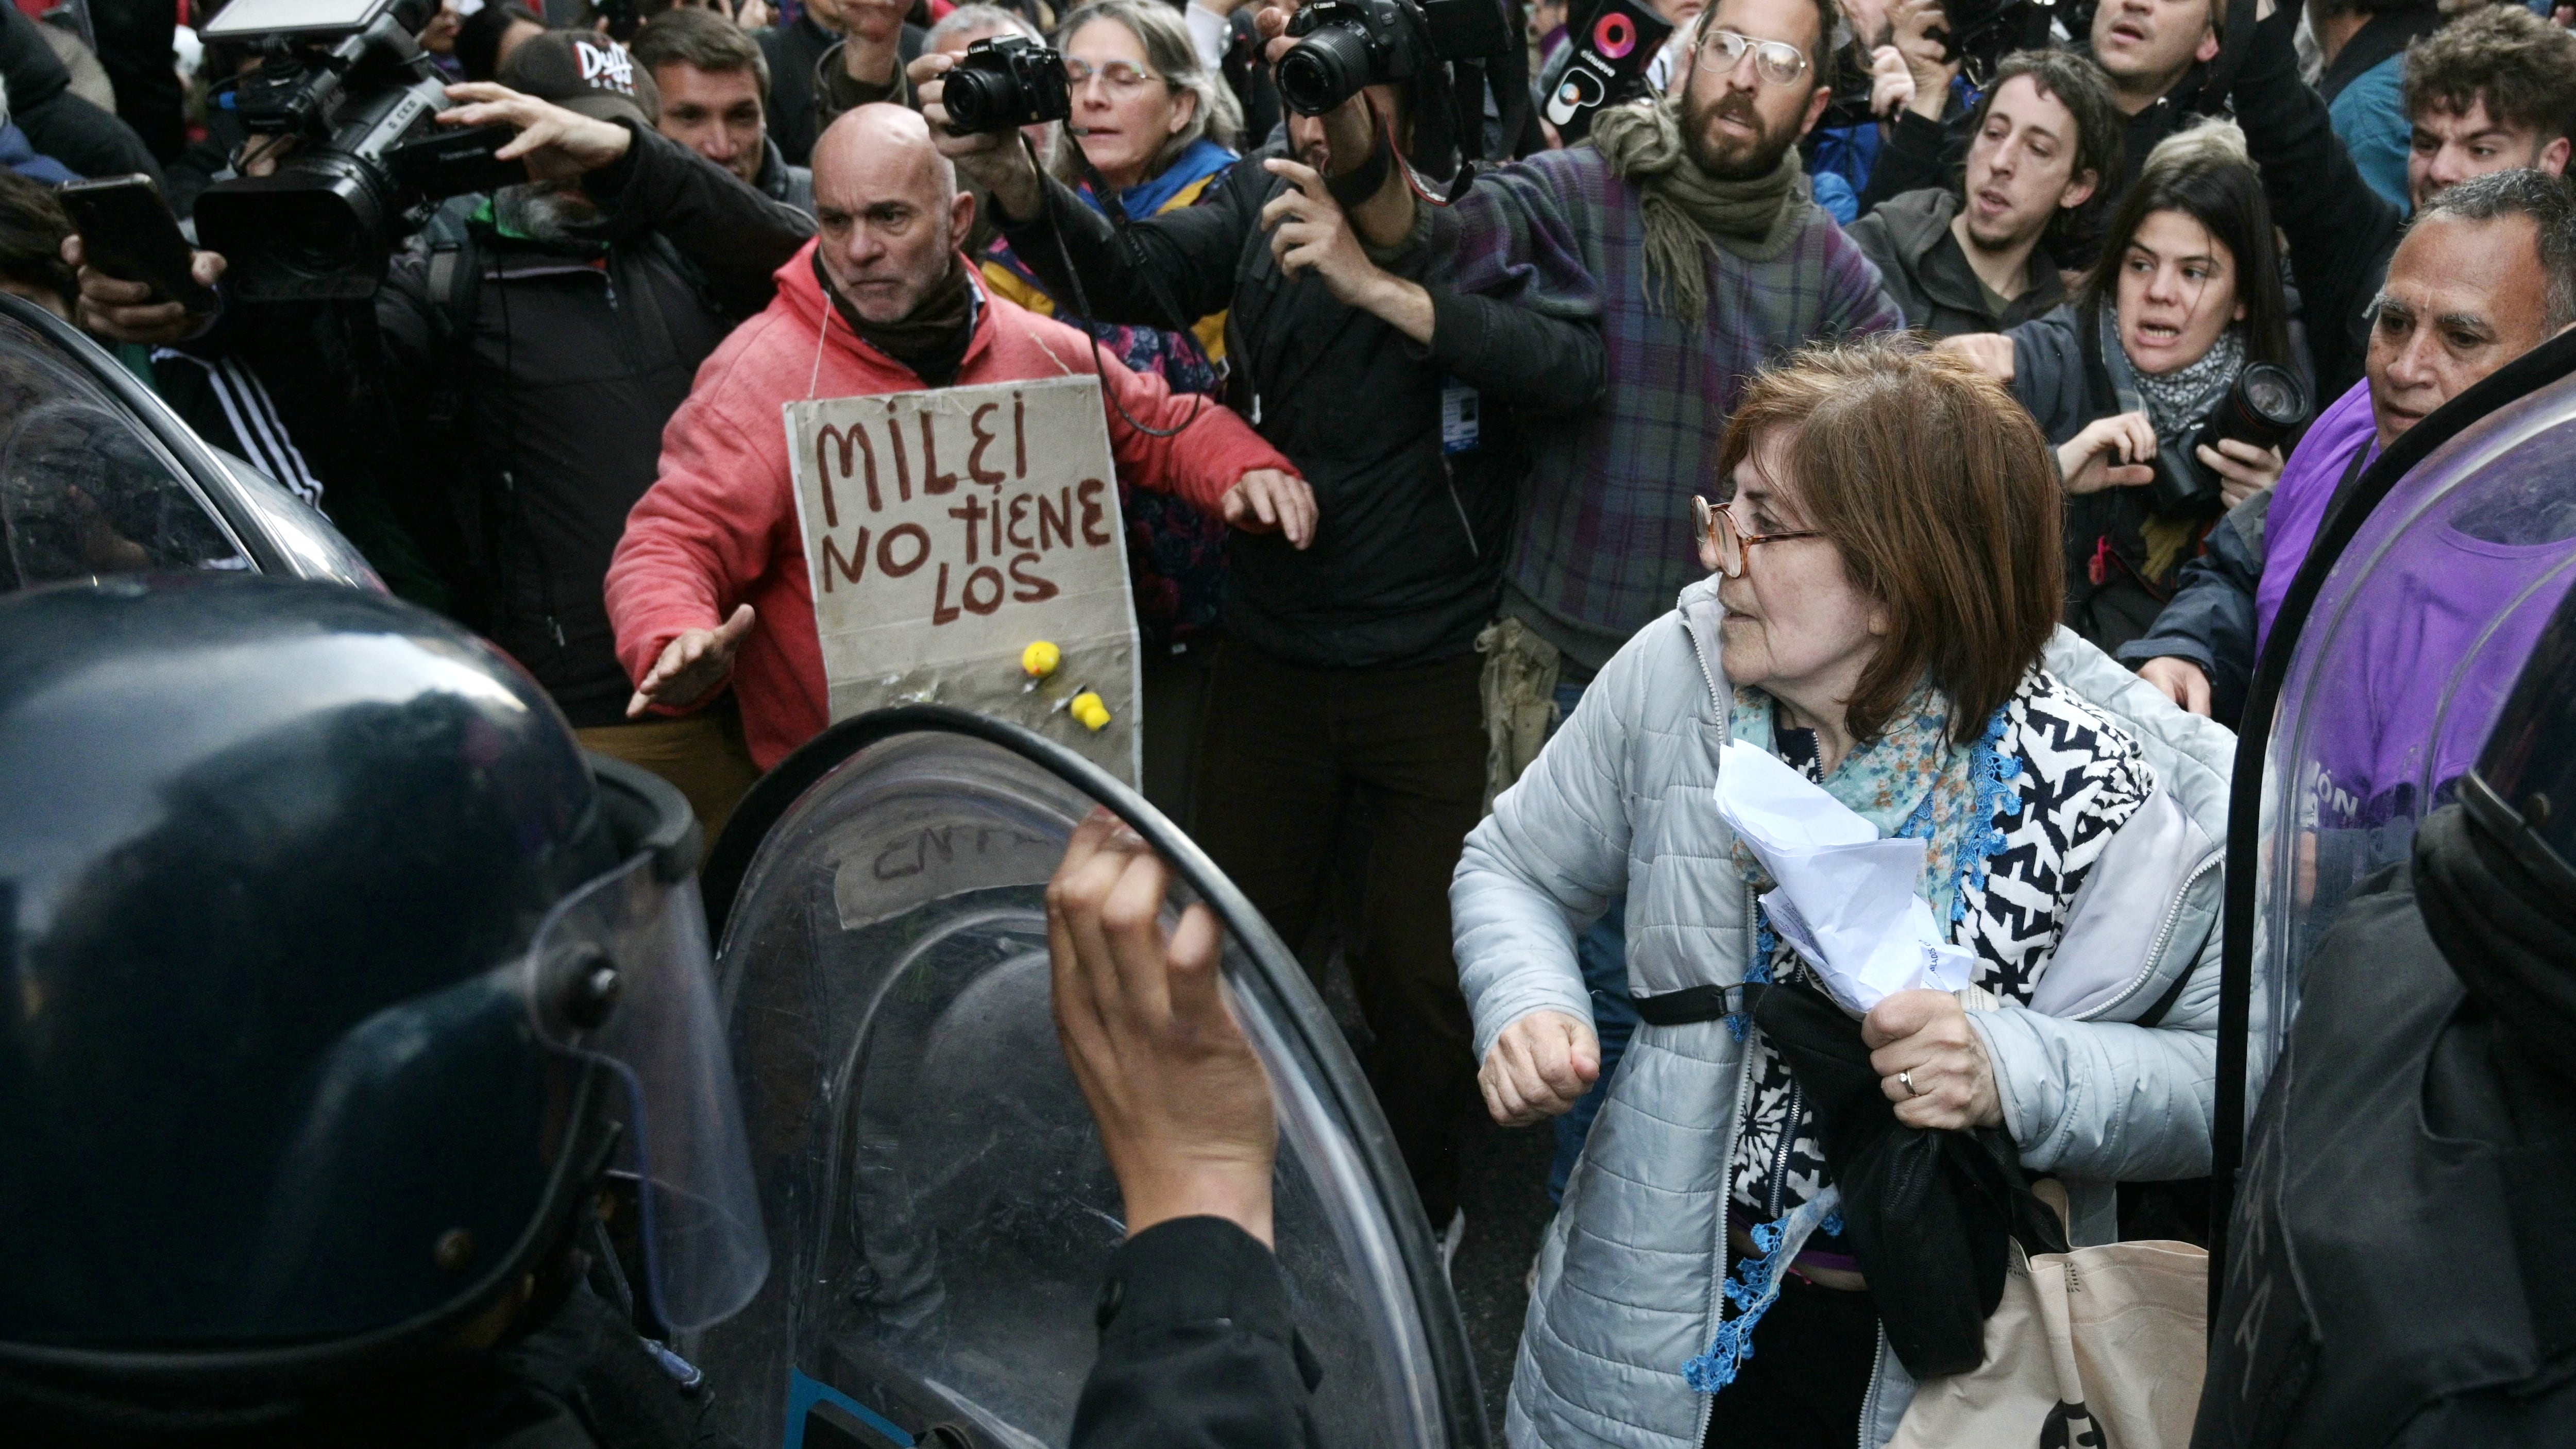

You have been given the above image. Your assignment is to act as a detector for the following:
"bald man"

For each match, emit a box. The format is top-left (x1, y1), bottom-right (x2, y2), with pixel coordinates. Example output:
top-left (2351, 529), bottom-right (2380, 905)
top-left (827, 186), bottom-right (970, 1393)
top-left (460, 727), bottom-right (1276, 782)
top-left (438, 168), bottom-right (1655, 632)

top-left (605, 106), bottom-right (1315, 771)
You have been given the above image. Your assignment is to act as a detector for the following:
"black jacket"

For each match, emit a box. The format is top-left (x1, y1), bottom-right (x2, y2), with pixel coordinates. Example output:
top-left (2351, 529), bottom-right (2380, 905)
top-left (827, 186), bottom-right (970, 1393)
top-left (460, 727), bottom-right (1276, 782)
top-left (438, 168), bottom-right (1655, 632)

top-left (998, 159), bottom-right (1604, 671)
top-left (1074, 1217), bottom-right (1323, 1449)
top-left (375, 125), bottom-right (814, 725)
top-left (1843, 186), bottom-right (2065, 338)
top-left (2228, 1), bottom-right (2398, 400)
top-left (0, 4), bottom-right (160, 183)
top-left (758, 14), bottom-right (924, 165)
top-left (2114, 488), bottom-right (2268, 727)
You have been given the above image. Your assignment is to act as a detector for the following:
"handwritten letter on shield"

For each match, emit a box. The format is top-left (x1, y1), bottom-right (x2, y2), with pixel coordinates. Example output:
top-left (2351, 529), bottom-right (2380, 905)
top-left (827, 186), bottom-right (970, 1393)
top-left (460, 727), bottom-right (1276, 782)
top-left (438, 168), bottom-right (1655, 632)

top-left (784, 375), bottom-right (1141, 783)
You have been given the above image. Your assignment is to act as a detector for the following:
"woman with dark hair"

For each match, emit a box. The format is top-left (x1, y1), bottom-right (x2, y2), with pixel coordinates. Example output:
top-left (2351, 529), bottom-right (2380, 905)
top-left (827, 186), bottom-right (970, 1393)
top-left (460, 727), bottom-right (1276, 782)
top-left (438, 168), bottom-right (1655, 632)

top-left (1944, 121), bottom-right (2308, 653)
top-left (1454, 339), bottom-right (2231, 1448)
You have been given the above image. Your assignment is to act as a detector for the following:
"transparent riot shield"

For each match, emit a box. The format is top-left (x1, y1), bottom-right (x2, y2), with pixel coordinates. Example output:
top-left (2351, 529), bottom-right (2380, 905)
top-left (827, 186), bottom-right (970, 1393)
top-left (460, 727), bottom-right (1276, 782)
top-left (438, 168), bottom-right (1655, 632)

top-left (690, 707), bottom-right (1485, 1449)
top-left (2247, 368), bottom-right (2576, 1098)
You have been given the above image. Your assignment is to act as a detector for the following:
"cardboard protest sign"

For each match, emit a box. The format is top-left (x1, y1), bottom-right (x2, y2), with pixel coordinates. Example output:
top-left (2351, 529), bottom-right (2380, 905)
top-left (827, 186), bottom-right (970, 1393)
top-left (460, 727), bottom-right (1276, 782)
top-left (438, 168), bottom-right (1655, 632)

top-left (784, 374), bottom-right (1141, 783)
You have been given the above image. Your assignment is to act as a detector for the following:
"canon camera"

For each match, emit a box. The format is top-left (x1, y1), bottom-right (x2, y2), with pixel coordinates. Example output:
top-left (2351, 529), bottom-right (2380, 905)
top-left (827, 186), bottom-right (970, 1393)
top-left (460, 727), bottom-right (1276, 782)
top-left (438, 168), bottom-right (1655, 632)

top-left (1278, 0), bottom-right (1513, 117)
top-left (2150, 362), bottom-right (2313, 515)
top-left (941, 35), bottom-right (1074, 136)
top-left (193, 0), bottom-right (525, 303)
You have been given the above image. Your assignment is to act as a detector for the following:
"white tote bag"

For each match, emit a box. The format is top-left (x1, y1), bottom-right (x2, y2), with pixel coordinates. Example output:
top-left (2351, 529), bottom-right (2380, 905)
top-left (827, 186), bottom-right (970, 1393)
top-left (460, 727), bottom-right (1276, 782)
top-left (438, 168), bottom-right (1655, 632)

top-left (1889, 1238), bottom-right (2209, 1449)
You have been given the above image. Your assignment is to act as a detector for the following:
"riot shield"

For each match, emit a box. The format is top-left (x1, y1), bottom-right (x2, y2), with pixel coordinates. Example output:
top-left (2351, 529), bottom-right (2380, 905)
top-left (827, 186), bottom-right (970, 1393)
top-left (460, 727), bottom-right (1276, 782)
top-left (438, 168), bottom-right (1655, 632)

top-left (2243, 365), bottom-right (2576, 1099)
top-left (690, 706), bottom-right (1486, 1449)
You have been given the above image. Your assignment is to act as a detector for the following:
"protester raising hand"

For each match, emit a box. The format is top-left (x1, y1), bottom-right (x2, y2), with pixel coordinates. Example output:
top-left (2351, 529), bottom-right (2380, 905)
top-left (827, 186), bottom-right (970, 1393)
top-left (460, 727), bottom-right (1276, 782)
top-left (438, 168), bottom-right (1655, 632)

top-left (1046, 808), bottom-right (1278, 1244)
top-left (437, 81), bottom-right (635, 179)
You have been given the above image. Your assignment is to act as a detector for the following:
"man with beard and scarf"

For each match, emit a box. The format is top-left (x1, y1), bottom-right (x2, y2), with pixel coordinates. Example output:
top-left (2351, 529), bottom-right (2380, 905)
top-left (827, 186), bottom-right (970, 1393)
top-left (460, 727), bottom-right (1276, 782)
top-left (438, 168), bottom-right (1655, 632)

top-left (1348, 0), bottom-right (1900, 1208)
top-left (606, 105), bottom-right (1313, 776)
top-left (376, 29), bottom-right (814, 842)
top-left (905, 10), bottom-right (1608, 1257)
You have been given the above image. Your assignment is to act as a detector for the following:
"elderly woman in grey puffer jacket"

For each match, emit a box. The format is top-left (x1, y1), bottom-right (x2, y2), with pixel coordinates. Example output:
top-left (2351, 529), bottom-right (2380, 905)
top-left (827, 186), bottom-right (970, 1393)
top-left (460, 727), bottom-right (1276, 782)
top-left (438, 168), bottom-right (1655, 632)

top-left (1452, 343), bottom-right (2234, 1449)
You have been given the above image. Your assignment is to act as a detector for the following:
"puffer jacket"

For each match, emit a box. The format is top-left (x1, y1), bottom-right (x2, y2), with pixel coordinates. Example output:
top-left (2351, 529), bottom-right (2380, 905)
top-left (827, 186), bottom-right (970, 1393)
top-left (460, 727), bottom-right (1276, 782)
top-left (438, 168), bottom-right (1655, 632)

top-left (1452, 574), bottom-right (2233, 1449)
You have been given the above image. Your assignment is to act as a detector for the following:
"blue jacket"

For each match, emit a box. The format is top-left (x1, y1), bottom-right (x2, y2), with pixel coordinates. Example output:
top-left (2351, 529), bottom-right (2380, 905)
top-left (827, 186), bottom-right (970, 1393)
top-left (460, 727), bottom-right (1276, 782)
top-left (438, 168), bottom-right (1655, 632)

top-left (2329, 54), bottom-right (2410, 212)
top-left (0, 122), bottom-right (77, 183)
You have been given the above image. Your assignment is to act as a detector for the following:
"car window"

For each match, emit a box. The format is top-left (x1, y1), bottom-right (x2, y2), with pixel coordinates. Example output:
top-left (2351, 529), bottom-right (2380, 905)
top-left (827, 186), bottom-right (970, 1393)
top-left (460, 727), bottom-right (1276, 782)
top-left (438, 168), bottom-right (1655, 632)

top-left (0, 310), bottom-right (247, 591)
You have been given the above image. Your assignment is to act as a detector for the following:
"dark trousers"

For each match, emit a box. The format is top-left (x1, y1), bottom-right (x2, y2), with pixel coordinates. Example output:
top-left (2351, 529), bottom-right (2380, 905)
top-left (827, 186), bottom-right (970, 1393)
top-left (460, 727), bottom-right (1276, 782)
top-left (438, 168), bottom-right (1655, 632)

top-left (1188, 640), bottom-right (1486, 1225)
top-left (1703, 1274), bottom-right (1881, 1446)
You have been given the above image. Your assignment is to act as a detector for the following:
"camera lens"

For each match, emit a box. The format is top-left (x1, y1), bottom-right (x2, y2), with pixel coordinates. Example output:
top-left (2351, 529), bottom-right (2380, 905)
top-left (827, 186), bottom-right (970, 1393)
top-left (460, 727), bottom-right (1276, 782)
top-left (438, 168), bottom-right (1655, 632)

top-left (943, 66), bottom-right (1014, 134)
top-left (2239, 364), bottom-right (2306, 429)
top-left (1278, 26), bottom-right (1375, 116)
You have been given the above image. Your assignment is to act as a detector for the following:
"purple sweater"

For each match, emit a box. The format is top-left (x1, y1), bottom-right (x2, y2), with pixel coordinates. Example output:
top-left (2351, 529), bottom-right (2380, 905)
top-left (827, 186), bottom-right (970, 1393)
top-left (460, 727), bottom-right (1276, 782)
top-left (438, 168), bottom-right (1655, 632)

top-left (2255, 378), bottom-right (2381, 654)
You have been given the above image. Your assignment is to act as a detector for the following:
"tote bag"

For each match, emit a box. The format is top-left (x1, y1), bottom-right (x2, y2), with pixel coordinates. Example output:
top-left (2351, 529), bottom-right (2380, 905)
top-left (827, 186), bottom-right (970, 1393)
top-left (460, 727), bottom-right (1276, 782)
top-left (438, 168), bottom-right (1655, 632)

top-left (1889, 1238), bottom-right (2208, 1449)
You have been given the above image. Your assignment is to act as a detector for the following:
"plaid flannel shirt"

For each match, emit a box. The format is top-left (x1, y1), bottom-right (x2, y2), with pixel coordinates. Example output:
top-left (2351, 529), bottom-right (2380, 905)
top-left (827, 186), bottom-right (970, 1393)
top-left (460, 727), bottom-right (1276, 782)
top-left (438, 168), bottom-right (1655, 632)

top-left (1428, 146), bottom-right (1904, 673)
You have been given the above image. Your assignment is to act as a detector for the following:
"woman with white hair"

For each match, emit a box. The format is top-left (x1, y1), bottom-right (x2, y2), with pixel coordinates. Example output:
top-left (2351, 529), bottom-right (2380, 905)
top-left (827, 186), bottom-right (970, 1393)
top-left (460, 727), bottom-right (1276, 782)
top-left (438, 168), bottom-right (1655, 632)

top-left (976, 0), bottom-right (1246, 812)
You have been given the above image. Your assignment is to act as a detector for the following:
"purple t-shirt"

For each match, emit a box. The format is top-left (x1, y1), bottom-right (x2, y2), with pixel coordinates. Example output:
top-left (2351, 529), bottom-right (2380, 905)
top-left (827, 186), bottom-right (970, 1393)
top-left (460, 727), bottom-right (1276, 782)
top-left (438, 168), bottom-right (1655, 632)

top-left (2255, 379), bottom-right (2382, 655)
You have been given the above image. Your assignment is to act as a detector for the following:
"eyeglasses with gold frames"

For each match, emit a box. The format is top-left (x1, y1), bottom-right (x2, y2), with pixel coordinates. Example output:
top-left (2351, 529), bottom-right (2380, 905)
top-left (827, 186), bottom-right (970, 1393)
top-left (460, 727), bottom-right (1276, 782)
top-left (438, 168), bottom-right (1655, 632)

top-left (1692, 495), bottom-right (1823, 578)
top-left (1697, 28), bottom-right (1811, 87)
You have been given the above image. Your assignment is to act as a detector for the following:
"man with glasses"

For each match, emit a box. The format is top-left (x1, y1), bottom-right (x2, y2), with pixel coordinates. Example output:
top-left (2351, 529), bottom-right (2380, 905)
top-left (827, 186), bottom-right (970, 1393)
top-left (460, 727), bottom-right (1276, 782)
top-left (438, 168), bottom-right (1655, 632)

top-left (906, 28), bottom-right (1605, 1259)
top-left (1352, 0), bottom-right (1901, 1207)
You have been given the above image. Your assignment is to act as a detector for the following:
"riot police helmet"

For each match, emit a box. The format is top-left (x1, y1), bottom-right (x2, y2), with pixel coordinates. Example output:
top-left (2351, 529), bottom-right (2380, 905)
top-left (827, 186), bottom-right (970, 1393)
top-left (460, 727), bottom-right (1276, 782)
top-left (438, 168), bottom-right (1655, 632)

top-left (0, 576), bottom-right (766, 1402)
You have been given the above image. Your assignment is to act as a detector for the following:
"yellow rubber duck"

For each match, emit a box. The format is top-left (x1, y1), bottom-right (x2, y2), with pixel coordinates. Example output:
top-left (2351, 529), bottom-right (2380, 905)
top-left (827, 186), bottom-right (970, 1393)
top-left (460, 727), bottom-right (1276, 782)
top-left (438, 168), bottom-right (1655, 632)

top-left (1021, 640), bottom-right (1062, 678)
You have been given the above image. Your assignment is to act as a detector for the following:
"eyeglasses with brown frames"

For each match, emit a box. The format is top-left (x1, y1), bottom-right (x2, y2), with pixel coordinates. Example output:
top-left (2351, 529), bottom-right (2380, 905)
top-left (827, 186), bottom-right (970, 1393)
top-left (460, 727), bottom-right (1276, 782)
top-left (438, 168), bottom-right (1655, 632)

top-left (1691, 495), bottom-right (1824, 578)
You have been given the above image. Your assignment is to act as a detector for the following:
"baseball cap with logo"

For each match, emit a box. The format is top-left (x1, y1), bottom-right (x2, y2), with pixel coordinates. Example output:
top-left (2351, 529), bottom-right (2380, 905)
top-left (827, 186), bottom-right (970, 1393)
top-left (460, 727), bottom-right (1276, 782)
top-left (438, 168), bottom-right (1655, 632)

top-left (495, 30), bottom-right (662, 128)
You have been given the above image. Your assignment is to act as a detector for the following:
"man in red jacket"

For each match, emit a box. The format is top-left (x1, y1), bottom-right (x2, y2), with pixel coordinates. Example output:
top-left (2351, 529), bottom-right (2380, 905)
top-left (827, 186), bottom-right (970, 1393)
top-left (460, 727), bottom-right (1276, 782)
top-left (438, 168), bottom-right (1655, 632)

top-left (607, 105), bottom-right (1313, 770)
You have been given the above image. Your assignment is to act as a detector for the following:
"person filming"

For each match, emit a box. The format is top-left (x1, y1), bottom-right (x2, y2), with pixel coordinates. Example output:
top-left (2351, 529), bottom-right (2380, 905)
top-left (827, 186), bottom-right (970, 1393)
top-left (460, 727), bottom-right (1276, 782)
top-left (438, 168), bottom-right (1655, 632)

top-left (906, 7), bottom-right (1606, 1248)
top-left (1943, 123), bottom-right (2307, 655)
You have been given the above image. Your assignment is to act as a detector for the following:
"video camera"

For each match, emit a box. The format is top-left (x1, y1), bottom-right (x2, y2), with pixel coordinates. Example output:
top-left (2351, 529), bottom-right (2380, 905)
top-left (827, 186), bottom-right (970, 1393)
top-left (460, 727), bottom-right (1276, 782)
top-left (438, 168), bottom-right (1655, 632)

top-left (194, 0), bottom-right (526, 303)
top-left (2148, 362), bottom-right (2311, 515)
top-left (939, 34), bottom-right (1073, 137)
top-left (1277, 0), bottom-right (1513, 118)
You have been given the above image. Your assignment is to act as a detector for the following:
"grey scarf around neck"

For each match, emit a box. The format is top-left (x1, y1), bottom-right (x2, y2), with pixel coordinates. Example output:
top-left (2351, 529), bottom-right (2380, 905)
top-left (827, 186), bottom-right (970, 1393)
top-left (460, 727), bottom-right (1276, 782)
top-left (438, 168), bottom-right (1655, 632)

top-left (2106, 303), bottom-right (2247, 438)
top-left (1589, 94), bottom-right (1804, 327)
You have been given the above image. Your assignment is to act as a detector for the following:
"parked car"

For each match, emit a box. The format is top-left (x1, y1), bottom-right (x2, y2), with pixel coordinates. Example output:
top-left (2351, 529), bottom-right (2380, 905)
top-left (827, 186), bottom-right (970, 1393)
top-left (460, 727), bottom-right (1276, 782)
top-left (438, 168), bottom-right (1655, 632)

top-left (0, 291), bottom-right (378, 592)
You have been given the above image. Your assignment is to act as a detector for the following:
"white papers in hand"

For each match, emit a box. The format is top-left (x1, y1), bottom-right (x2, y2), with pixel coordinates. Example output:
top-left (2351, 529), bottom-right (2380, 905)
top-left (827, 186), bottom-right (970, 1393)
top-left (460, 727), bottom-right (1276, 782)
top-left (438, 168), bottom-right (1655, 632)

top-left (1714, 740), bottom-right (1976, 1016)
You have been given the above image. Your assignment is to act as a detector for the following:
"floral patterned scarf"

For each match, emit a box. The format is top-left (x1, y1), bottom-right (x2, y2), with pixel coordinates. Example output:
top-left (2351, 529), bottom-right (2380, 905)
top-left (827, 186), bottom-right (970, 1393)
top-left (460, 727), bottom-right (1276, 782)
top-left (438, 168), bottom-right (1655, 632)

top-left (1723, 676), bottom-right (2000, 924)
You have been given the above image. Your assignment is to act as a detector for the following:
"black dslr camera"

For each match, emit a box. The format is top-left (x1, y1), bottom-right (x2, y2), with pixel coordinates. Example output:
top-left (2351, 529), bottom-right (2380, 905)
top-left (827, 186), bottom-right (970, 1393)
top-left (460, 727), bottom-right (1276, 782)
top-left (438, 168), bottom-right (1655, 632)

top-left (1928, 0), bottom-right (2084, 81)
top-left (1277, 0), bottom-right (1513, 117)
top-left (941, 35), bottom-right (1074, 135)
top-left (2149, 362), bottom-right (2312, 515)
top-left (193, 0), bottom-right (524, 303)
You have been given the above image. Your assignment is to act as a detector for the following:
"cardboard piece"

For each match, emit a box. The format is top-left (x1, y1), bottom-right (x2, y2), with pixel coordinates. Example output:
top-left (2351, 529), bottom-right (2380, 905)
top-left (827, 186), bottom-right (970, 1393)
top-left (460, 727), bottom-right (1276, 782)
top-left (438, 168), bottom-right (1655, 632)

top-left (784, 374), bottom-right (1142, 783)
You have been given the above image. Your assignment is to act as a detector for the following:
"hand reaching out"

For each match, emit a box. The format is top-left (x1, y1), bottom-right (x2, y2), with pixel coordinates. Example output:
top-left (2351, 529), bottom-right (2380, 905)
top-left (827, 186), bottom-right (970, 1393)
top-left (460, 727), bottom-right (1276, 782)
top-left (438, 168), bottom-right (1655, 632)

top-left (438, 82), bottom-right (633, 180)
top-left (626, 604), bottom-right (754, 718)
top-left (1048, 808), bottom-right (1277, 1243)
top-left (1222, 469), bottom-right (1319, 549)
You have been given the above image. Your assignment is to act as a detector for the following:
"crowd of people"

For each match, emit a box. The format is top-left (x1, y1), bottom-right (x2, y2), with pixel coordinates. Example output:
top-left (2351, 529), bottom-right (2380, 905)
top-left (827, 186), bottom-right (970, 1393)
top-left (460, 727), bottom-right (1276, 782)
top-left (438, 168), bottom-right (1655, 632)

top-left (4, 0), bottom-right (2575, 1441)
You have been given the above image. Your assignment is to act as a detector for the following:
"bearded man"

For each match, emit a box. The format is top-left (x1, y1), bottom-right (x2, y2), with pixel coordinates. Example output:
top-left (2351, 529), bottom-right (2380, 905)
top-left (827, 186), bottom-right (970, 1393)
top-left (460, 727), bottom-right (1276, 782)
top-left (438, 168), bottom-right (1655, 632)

top-left (1341, 0), bottom-right (1902, 1212)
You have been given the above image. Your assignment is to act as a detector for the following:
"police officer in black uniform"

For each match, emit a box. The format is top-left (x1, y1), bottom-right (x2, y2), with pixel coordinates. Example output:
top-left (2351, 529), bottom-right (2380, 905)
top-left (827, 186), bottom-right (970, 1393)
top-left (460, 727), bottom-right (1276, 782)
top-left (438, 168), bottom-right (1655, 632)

top-left (2199, 582), bottom-right (2576, 1448)
top-left (0, 575), bottom-right (759, 1447)
top-left (0, 575), bottom-right (1328, 1449)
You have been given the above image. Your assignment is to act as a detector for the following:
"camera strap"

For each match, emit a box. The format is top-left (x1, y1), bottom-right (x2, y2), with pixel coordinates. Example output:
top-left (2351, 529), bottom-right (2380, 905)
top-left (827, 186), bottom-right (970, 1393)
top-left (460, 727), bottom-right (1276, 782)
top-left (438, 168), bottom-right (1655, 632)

top-left (420, 211), bottom-right (482, 433)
